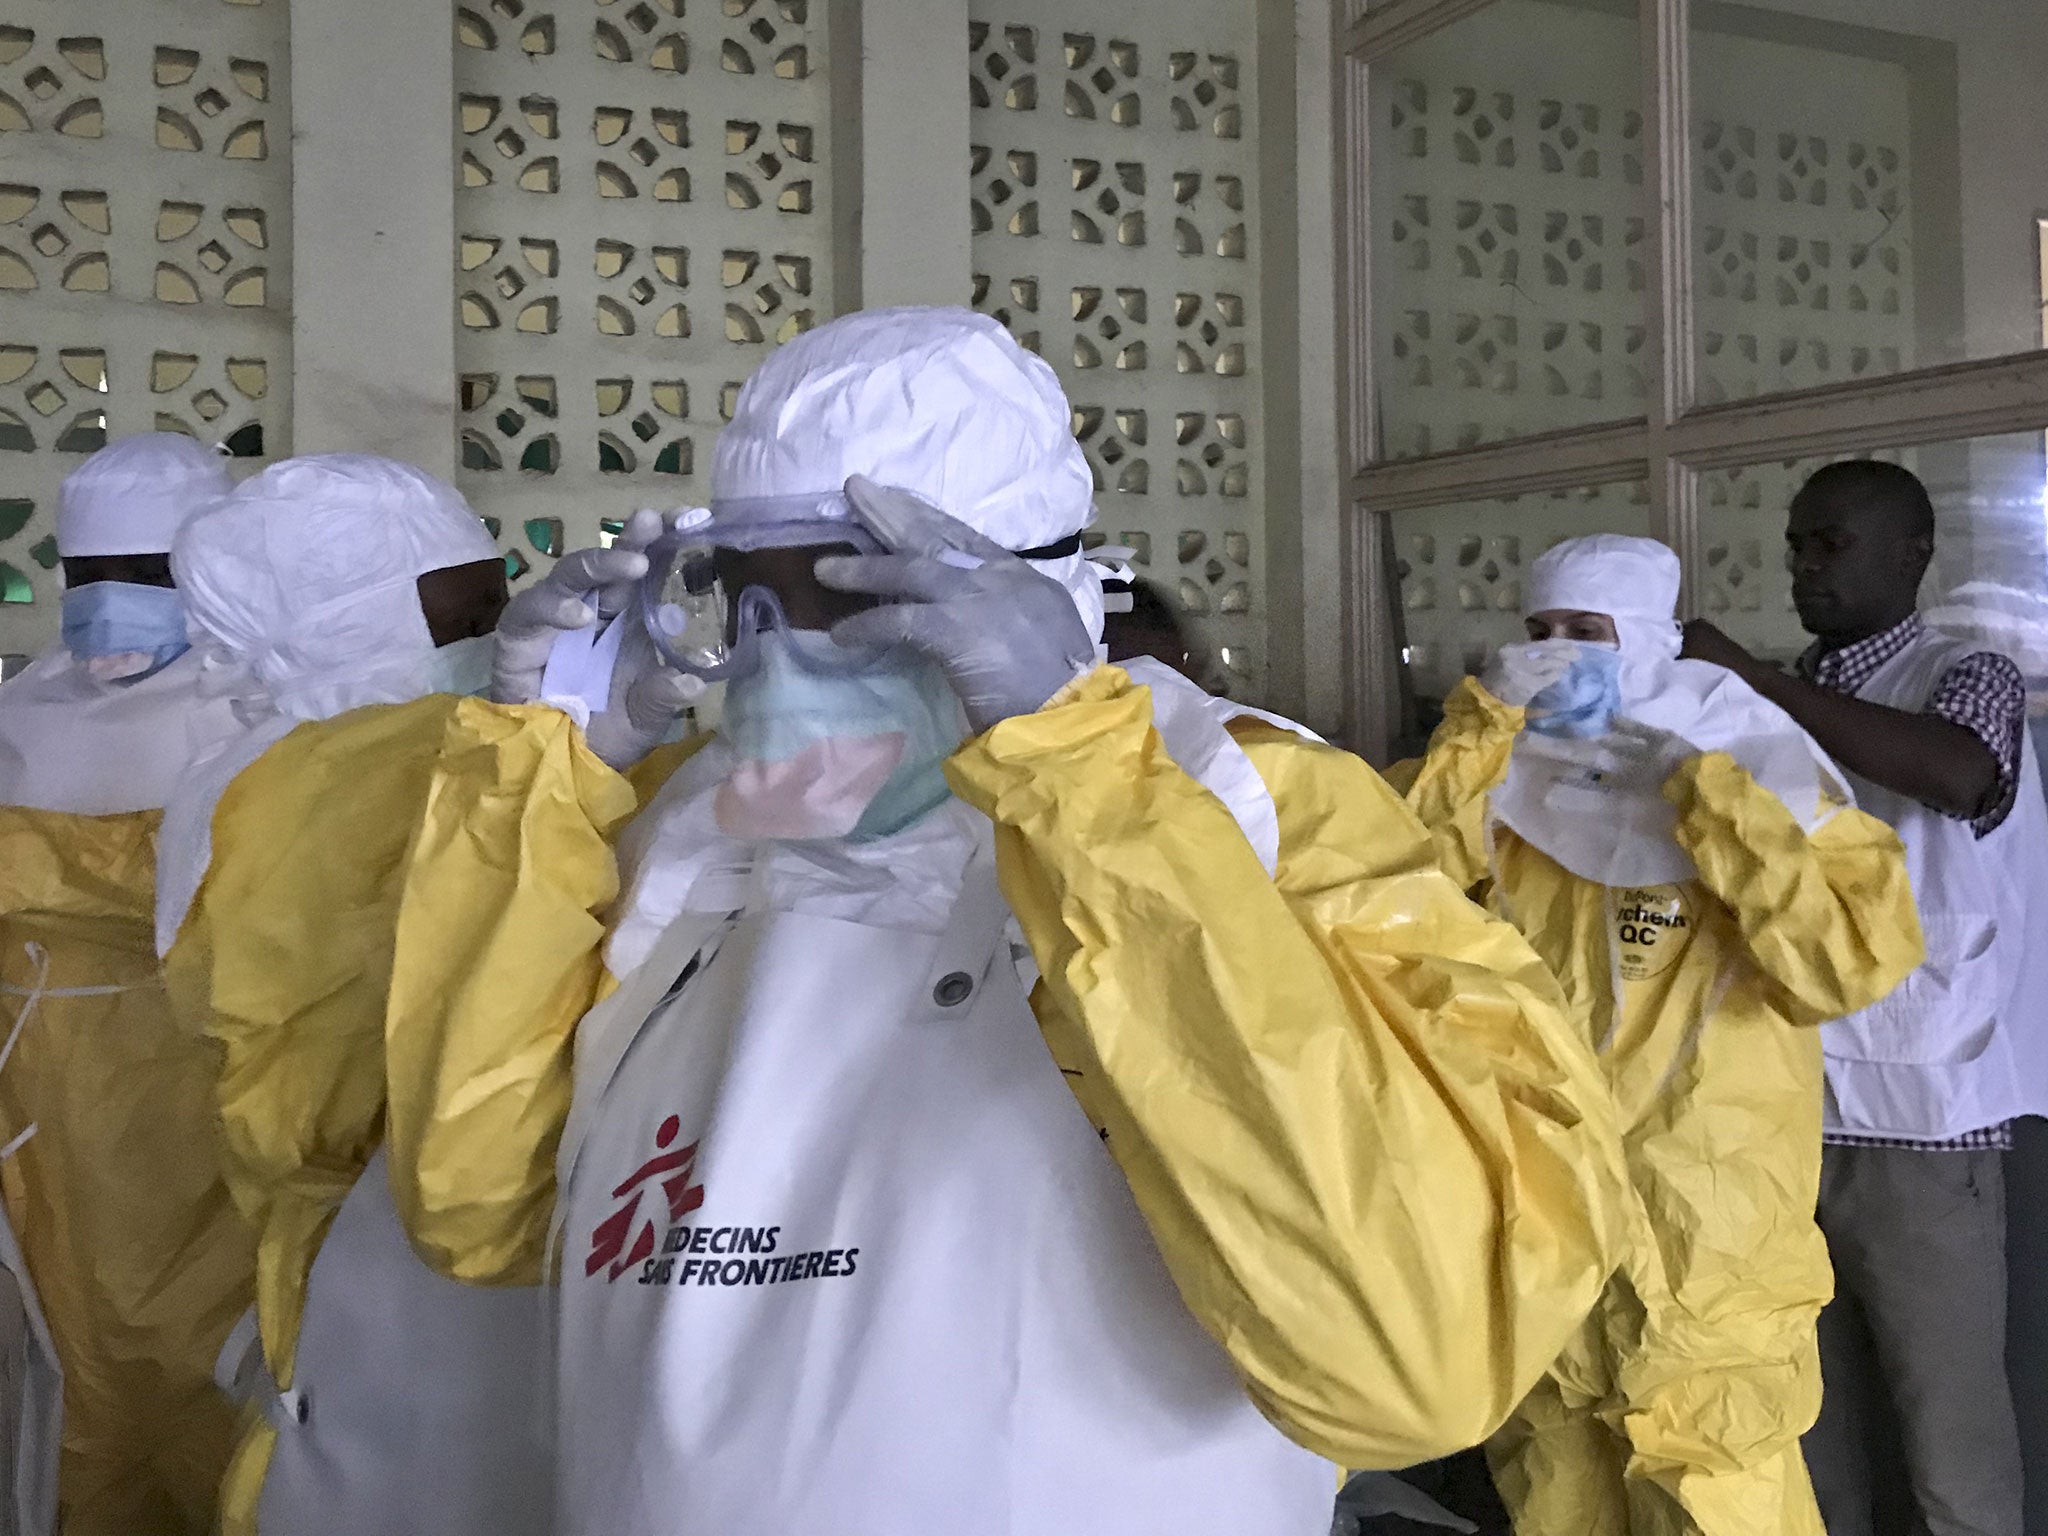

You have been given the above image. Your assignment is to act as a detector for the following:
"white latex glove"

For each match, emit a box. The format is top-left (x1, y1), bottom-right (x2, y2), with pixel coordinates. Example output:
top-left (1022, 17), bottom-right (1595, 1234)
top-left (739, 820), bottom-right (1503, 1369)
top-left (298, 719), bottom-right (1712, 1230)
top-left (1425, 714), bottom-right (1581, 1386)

top-left (492, 508), bottom-right (662, 705)
top-left (1608, 717), bottom-right (1698, 785)
top-left (1479, 641), bottom-right (1576, 709)
top-left (491, 509), bottom-right (704, 768)
top-left (816, 475), bottom-right (1098, 733)
top-left (584, 625), bottom-right (706, 769)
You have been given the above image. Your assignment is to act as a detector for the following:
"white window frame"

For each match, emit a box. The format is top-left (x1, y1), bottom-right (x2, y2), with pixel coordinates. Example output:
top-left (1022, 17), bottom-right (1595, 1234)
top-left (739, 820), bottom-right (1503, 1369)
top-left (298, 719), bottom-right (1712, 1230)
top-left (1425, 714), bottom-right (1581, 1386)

top-left (1331, 0), bottom-right (2048, 761)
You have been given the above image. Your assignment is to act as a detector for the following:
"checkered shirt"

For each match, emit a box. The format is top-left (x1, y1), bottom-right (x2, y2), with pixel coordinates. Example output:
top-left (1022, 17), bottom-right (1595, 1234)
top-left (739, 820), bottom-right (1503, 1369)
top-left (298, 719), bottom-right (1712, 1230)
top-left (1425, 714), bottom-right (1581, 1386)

top-left (1800, 615), bottom-right (2025, 1152)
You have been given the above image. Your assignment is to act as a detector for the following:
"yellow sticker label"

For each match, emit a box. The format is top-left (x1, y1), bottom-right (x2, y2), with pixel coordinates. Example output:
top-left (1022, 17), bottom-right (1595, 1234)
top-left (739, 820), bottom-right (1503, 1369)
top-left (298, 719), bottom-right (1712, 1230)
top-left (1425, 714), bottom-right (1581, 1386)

top-left (1611, 884), bottom-right (1694, 981)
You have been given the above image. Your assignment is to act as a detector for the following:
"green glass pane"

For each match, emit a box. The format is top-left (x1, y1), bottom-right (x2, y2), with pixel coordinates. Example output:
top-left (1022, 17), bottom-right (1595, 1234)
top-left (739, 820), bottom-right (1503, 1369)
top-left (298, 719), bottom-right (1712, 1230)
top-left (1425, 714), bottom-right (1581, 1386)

top-left (525, 516), bottom-right (563, 557)
top-left (0, 499), bottom-right (30, 541)
top-left (505, 549), bottom-right (531, 581)
top-left (0, 562), bottom-right (32, 604)
top-left (653, 442), bottom-right (686, 475)
top-left (598, 517), bottom-right (625, 538)
top-left (28, 535), bottom-right (58, 570)
top-left (482, 516), bottom-right (503, 540)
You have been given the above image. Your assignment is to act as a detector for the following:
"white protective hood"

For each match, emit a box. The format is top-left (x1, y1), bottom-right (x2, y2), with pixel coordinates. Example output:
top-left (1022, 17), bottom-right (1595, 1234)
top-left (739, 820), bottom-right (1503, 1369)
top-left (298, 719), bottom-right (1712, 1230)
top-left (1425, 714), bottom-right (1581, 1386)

top-left (154, 453), bottom-right (500, 953)
top-left (608, 309), bottom-right (1239, 956)
top-left (713, 306), bottom-right (1108, 640)
top-left (171, 453), bottom-right (499, 724)
top-left (57, 432), bottom-right (235, 558)
top-left (1492, 534), bottom-right (1852, 888)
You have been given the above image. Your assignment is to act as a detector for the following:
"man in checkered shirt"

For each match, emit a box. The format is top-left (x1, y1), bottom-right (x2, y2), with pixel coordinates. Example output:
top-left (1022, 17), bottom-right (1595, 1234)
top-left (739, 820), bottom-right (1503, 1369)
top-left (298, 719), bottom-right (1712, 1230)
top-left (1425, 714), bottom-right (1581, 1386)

top-left (1685, 459), bottom-right (2038, 1536)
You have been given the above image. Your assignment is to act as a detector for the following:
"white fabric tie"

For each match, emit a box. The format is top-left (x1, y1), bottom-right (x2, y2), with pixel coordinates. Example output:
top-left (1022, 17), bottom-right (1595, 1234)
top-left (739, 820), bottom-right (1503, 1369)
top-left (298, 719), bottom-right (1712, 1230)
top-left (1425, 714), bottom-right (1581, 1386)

top-left (0, 942), bottom-right (159, 1161)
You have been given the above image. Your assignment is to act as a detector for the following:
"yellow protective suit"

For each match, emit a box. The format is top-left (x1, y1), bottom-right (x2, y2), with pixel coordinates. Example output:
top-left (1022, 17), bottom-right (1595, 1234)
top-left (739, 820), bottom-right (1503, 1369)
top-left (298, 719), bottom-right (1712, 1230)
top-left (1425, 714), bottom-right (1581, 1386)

top-left (1398, 679), bottom-right (1924, 1536)
top-left (174, 665), bottom-right (1630, 1481)
top-left (0, 804), bottom-right (255, 1536)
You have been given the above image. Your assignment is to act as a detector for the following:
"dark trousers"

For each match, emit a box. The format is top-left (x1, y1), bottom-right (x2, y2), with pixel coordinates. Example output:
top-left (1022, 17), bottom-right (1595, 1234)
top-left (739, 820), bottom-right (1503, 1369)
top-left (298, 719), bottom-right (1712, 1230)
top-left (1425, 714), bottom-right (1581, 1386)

top-left (1803, 1145), bottom-right (2023, 1536)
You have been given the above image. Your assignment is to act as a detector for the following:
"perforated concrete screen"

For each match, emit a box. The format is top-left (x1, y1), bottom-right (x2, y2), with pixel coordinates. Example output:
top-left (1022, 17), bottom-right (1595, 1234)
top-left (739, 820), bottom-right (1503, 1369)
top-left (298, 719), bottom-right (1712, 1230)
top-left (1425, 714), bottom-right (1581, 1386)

top-left (0, 0), bottom-right (1346, 718)
top-left (451, 0), bottom-right (834, 580)
top-left (1692, 23), bottom-right (1917, 405)
top-left (968, 0), bottom-right (1267, 699)
top-left (0, 0), bottom-right (291, 629)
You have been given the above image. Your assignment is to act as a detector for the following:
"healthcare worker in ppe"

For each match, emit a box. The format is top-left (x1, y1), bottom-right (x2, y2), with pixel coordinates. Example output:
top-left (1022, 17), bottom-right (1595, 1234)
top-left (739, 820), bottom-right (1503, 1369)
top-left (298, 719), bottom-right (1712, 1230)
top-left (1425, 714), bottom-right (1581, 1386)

top-left (156, 452), bottom-right (508, 957)
top-left (0, 432), bottom-right (241, 809)
top-left (1396, 534), bottom-right (1924, 1536)
top-left (155, 454), bottom-right (544, 1536)
top-left (440, 305), bottom-right (1620, 1534)
top-left (0, 433), bottom-right (249, 1535)
top-left (167, 308), bottom-right (1630, 1534)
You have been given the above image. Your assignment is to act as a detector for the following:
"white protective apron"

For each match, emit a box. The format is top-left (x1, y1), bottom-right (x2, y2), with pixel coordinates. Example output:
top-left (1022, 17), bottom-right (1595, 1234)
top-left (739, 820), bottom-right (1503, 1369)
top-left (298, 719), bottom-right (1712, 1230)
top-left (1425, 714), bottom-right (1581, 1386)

top-left (553, 849), bottom-right (1334, 1536)
top-left (252, 1150), bottom-right (553, 1536)
top-left (0, 648), bottom-right (241, 816)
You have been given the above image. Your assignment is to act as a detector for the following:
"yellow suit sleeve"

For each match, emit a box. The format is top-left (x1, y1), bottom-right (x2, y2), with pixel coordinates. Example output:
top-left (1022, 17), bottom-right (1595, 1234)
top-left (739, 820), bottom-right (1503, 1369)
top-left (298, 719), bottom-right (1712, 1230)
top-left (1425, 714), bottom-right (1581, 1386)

top-left (382, 699), bottom-right (644, 1284)
top-left (1666, 751), bottom-right (1924, 1023)
top-left (165, 700), bottom-right (671, 1536)
top-left (163, 696), bottom-right (460, 1388)
top-left (164, 698), bottom-right (648, 1373)
top-left (945, 666), bottom-right (1626, 1470)
top-left (1395, 677), bottom-right (1525, 892)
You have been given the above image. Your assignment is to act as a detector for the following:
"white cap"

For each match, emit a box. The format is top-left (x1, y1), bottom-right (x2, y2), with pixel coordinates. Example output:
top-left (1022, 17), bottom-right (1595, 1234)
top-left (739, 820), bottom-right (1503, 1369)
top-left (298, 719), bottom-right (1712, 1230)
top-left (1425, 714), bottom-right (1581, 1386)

top-left (713, 307), bottom-right (1106, 639)
top-left (172, 453), bottom-right (500, 722)
top-left (1526, 534), bottom-right (1683, 662)
top-left (57, 433), bottom-right (235, 558)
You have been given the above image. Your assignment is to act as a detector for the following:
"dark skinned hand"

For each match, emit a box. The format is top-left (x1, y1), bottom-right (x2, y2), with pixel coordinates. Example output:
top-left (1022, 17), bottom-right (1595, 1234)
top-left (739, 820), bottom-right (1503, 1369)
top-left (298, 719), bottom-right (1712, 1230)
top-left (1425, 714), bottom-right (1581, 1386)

top-left (1680, 619), bottom-right (1765, 680)
top-left (1681, 617), bottom-right (1999, 819)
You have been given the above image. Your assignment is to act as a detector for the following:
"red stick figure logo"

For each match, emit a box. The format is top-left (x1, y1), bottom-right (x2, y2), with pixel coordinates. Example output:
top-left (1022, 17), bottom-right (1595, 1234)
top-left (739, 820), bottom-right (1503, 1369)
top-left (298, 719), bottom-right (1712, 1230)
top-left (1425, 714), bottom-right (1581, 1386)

top-left (586, 1115), bottom-right (705, 1282)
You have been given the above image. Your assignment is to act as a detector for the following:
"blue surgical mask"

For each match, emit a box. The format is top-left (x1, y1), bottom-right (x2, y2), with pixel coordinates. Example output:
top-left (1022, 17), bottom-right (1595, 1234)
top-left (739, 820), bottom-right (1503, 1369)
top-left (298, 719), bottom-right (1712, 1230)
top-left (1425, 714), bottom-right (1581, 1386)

top-left (1525, 642), bottom-right (1625, 739)
top-left (417, 633), bottom-right (497, 698)
top-left (60, 582), bottom-right (190, 682)
top-left (717, 630), bottom-right (966, 842)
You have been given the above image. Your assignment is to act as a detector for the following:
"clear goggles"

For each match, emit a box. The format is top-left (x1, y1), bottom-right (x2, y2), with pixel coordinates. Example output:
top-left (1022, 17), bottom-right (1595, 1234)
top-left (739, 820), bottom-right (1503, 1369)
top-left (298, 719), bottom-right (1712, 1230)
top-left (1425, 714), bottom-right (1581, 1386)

top-left (637, 489), bottom-right (1094, 681)
top-left (637, 492), bottom-right (897, 681)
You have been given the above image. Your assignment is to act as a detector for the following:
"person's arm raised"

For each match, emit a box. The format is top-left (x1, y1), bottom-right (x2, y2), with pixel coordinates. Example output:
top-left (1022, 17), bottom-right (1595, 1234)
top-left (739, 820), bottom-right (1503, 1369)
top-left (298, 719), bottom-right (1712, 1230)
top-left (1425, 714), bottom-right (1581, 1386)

top-left (1680, 620), bottom-right (1999, 821)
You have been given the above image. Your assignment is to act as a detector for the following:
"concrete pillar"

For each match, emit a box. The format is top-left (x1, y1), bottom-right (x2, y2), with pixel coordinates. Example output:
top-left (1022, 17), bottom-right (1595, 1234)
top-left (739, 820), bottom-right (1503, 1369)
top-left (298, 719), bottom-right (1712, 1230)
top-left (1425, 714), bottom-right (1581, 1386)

top-left (288, 0), bottom-right (457, 476)
top-left (845, 0), bottom-right (973, 309)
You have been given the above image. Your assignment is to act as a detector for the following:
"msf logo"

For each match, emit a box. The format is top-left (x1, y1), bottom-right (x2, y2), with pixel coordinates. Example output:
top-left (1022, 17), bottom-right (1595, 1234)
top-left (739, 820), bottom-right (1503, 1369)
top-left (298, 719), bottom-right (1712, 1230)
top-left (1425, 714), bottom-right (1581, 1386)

top-left (587, 1115), bottom-right (705, 1282)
